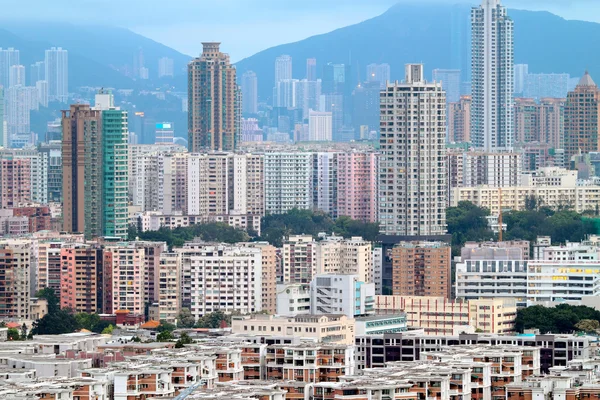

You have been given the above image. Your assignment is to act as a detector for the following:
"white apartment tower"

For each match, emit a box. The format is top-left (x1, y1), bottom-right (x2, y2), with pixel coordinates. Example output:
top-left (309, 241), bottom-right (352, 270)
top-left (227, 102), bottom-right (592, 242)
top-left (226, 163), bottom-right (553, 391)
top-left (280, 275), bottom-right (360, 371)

top-left (45, 47), bottom-right (68, 103)
top-left (308, 110), bottom-right (333, 141)
top-left (471, 0), bottom-right (514, 151)
top-left (379, 64), bottom-right (447, 236)
top-left (275, 55), bottom-right (292, 84)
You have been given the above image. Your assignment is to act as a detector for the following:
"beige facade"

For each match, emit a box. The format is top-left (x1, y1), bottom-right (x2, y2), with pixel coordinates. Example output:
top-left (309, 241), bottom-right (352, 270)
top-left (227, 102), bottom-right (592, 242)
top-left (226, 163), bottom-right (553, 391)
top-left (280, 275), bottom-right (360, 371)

top-left (241, 242), bottom-right (278, 314)
top-left (391, 242), bottom-right (451, 299)
top-left (448, 95), bottom-right (471, 143)
top-left (564, 72), bottom-right (600, 161)
top-left (375, 295), bottom-right (517, 335)
top-left (232, 314), bottom-right (355, 345)
top-left (315, 236), bottom-right (374, 284)
top-left (188, 42), bottom-right (240, 152)
top-left (152, 252), bottom-right (181, 324)
top-left (451, 185), bottom-right (600, 214)
top-left (282, 235), bottom-right (317, 284)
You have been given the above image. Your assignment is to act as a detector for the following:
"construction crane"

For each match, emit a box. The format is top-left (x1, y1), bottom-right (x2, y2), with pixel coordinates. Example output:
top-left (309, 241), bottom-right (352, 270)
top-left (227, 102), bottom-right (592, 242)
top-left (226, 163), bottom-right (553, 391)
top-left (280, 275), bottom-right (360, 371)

top-left (172, 380), bottom-right (207, 400)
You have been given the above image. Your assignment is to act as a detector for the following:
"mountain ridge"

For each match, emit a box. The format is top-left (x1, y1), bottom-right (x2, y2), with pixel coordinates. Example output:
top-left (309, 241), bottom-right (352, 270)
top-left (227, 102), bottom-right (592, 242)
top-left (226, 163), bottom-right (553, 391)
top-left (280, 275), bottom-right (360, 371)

top-left (235, 3), bottom-right (600, 100)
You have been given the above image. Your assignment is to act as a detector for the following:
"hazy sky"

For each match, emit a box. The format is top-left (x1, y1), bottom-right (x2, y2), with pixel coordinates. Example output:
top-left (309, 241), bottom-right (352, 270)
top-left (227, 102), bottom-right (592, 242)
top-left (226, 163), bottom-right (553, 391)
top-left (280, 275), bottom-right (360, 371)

top-left (2, 0), bottom-right (599, 61)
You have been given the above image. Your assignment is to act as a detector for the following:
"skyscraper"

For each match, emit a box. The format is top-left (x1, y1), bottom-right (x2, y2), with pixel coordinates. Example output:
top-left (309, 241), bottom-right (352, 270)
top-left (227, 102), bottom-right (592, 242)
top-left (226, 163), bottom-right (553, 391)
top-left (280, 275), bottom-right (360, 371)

top-left (62, 104), bottom-right (103, 239)
top-left (432, 69), bottom-right (461, 103)
top-left (45, 47), bottom-right (68, 103)
top-left (306, 58), bottom-right (317, 81)
top-left (564, 72), bottom-right (600, 161)
top-left (471, 0), bottom-right (514, 151)
top-left (242, 70), bottom-right (258, 114)
top-left (514, 64), bottom-right (529, 95)
top-left (158, 57), bottom-right (174, 78)
top-left (366, 63), bottom-right (391, 89)
top-left (0, 87), bottom-right (4, 148)
top-left (448, 95), bottom-right (472, 143)
top-left (188, 42), bottom-right (240, 151)
top-left (8, 65), bottom-right (25, 88)
top-left (379, 64), bottom-right (447, 236)
top-left (275, 55), bottom-right (292, 84)
top-left (0, 48), bottom-right (19, 89)
top-left (29, 61), bottom-right (45, 85)
top-left (96, 90), bottom-right (129, 239)
top-left (308, 110), bottom-right (332, 141)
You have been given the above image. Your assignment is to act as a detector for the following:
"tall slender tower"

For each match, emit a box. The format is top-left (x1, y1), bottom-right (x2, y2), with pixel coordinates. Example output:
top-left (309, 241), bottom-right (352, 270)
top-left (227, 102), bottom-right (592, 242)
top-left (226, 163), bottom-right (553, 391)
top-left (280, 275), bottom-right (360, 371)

top-left (188, 42), bottom-right (240, 151)
top-left (275, 55), bottom-right (292, 84)
top-left (471, 0), bottom-right (514, 151)
top-left (45, 47), bottom-right (68, 103)
top-left (242, 70), bottom-right (258, 114)
top-left (62, 104), bottom-right (102, 239)
top-left (379, 64), bottom-right (447, 236)
top-left (95, 90), bottom-right (129, 239)
top-left (564, 72), bottom-right (600, 161)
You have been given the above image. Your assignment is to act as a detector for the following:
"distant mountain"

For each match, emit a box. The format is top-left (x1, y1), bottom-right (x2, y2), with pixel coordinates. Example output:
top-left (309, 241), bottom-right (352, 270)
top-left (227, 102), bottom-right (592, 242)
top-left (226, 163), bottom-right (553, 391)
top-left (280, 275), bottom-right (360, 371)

top-left (0, 22), bottom-right (191, 89)
top-left (236, 3), bottom-right (599, 100)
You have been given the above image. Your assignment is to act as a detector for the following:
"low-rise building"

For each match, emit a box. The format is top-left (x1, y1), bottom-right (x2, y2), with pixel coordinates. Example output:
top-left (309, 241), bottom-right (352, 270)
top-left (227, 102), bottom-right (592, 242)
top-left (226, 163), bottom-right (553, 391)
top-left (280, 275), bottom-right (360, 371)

top-left (231, 314), bottom-right (355, 345)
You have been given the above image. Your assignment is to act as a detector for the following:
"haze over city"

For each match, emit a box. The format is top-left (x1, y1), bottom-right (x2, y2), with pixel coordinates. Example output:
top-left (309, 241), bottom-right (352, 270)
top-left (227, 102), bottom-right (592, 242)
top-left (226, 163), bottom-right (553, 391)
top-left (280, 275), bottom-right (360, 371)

top-left (4, 0), bottom-right (600, 399)
top-left (0, 0), bottom-right (599, 59)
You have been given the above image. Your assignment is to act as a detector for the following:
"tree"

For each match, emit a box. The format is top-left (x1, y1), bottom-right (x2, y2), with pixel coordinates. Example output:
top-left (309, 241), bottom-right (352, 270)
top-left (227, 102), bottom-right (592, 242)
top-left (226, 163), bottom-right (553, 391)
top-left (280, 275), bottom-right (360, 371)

top-left (101, 324), bottom-right (115, 335)
top-left (157, 330), bottom-right (174, 342)
top-left (195, 311), bottom-right (236, 329)
top-left (7, 328), bottom-right (20, 341)
top-left (516, 304), bottom-right (600, 334)
top-left (446, 202), bottom-right (494, 255)
top-left (177, 308), bottom-right (195, 328)
top-left (75, 313), bottom-right (112, 333)
top-left (576, 319), bottom-right (600, 333)
top-left (157, 321), bottom-right (177, 333)
top-left (175, 332), bottom-right (194, 348)
top-left (31, 308), bottom-right (80, 335)
top-left (20, 323), bottom-right (27, 340)
top-left (131, 336), bottom-right (142, 342)
top-left (35, 288), bottom-right (60, 315)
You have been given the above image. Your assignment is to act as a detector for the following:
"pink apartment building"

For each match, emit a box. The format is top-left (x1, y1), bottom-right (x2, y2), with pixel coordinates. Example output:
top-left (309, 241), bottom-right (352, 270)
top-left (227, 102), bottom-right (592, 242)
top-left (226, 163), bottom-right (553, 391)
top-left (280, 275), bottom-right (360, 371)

top-left (0, 158), bottom-right (31, 208)
top-left (336, 152), bottom-right (378, 223)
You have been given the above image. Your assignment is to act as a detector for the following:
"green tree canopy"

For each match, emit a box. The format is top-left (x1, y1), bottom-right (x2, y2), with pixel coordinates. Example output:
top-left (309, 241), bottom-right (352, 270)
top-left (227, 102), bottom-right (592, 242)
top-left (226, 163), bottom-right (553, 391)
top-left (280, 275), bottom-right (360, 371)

top-left (7, 328), bottom-right (20, 341)
top-left (516, 304), bottom-right (600, 334)
top-left (177, 308), bottom-right (195, 328)
top-left (446, 201), bottom-right (494, 255)
top-left (31, 308), bottom-right (80, 335)
top-left (157, 330), bottom-right (174, 342)
top-left (258, 209), bottom-right (379, 247)
top-left (175, 332), bottom-right (194, 348)
top-left (35, 288), bottom-right (60, 315)
top-left (133, 223), bottom-right (250, 248)
top-left (195, 311), bottom-right (233, 329)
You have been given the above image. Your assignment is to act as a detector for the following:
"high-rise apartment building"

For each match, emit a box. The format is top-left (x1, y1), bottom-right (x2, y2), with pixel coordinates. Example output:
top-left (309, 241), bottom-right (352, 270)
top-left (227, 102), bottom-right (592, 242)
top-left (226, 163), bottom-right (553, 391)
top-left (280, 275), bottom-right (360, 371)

top-left (62, 104), bottom-right (103, 239)
top-left (158, 57), bottom-right (174, 78)
top-left (514, 64), bottom-right (529, 95)
top-left (0, 239), bottom-right (31, 320)
top-left (379, 64), bottom-right (447, 236)
top-left (0, 87), bottom-right (4, 148)
top-left (29, 61), bottom-right (45, 85)
top-left (306, 58), bottom-right (317, 81)
top-left (264, 152), bottom-right (312, 214)
top-left (308, 110), bottom-right (332, 141)
top-left (539, 98), bottom-right (564, 149)
top-left (448, 95), bottom-right (471, 143)
top-left (352, 81), bottom-right (381, 136)
top-left (60, 244), bottom-right (102, 313)
top-left (282, 235), bottom-right (317, 284)
top-left (0, 48), bottom-right (20, 89)
top-left (275, 55), bottom-right (292, 84)
top-left (514, 98), bottom-right (539, 143)
top-left (5, 85), bottom-right (38, 139)
top-left (96, 92), bottom-right (129, 240)
top-left (45, 47), bottom-right (68, 103)
top-left (336, 152), bottom-right (378, 223)
top-left (242, 71), bottom-right (258, 114)
top-left (432, 69), bottom-right (461, 103)
top-left (176, 243), bottom-right (263, 320)
top-left (8, 64), bottom-right (25, 88)
top-left (0, 155), bottom-right (31, 208)
top-left (151, 252), bottom-right (181, 323)
top-left (188, 42), bottom-right (240, 151)
top-left (103, 244), bottom-right (146, 315)
top-left (391, 241), bottom-right (451, 299)
top-left (524, 73), bottom-right (570, 100)
top-left (367, 63), bottom-right (391, 89)
top-left (471, 0), bottom-right (514, 151)
top-left (564, 72), bottom-right (600, 161)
